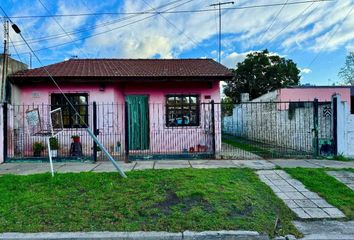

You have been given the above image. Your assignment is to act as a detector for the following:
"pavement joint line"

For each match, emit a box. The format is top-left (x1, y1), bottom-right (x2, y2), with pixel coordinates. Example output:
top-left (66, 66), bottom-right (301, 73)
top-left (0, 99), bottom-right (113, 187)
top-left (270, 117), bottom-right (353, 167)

top-left (132, 161), bottom-right (137, 170)
top-left (55, 163), bottom-right (66, 170)
top-left (153, 161), bottom-right (156, 169)
top-left (188, 160), bottom-right (192, 168)
top-left (90, 162), bottom-right (102, 172)
top-left (305, 159), bottom-right (323, 168)
top-left (131, 162), bottom-right (137, 171)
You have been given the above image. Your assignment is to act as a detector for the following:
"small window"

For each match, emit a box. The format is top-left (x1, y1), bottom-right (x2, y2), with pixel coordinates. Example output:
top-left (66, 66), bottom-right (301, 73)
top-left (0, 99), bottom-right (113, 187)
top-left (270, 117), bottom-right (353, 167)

top-left (166, 95), bottom-right (199, 127)
top-left (51, 93), bottom-right (88, 128)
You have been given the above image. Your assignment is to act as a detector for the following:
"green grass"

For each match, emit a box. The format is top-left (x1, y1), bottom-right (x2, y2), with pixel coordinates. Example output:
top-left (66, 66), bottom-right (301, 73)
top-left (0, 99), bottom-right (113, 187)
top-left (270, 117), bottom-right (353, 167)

top-left (222, 138), bottom-right (273, 158)
top-left (326, 154), bottom-right (354, 162)
top-left (0, 169), bottom-right (299, 237)
top-left (285, 168), bottom-right (354, 218)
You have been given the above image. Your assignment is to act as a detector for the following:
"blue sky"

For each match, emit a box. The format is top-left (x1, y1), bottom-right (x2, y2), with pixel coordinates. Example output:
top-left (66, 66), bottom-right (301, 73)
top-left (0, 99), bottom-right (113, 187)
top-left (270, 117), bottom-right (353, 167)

top-left (1, 0), bottom-right (354, 85)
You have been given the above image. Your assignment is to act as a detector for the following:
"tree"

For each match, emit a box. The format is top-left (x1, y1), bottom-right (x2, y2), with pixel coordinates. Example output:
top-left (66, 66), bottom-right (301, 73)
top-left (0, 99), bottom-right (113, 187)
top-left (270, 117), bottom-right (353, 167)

top-left (224, 50), bottom-right (300, 103)
top-left (339, 52), bottom-right (354, 85)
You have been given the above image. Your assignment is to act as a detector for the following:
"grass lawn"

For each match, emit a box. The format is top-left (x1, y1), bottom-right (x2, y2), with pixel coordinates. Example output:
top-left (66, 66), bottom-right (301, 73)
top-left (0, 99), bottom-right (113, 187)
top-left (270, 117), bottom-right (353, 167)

top-left (285, 168), bottom-right (354, 218)
top-left (0, 168), bottom-right (299, 237)
top-left (222, 137), bottom-right (273, 158)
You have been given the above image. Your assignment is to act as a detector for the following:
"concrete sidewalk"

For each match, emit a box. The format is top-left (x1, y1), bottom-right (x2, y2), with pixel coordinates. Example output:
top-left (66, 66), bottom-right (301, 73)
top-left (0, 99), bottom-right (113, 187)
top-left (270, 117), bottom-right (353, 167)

top-left (0, 159), bottom-right (353, 175)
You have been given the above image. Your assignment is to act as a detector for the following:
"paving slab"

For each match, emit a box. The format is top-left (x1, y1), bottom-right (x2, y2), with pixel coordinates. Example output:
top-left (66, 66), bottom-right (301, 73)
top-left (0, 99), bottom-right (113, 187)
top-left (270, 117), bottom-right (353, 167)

top-left (294, 220), bottom-right (354, 240)
top-left (154, 160), bottom-right (190, 169)
top-left (190, 160), bottom-right (236, 168)
top-left (92, 162), bottom-right (136, 172)
top-left (269, 159), bottom-right (320, 168)
top-left (257, 170), bottom-right (345, 219)
top-left (327, 171), bottom-right (354, 190)
top-left (133, 161), bottom-right (154, 170)
top-left (310, 160), bottom-right (354, 169)
top-left (56, 163), bottom-right (99, 173)
top-left (0, 163), bottom-right (65, 175)
top-left (232, 160), bottom-right (275, 169)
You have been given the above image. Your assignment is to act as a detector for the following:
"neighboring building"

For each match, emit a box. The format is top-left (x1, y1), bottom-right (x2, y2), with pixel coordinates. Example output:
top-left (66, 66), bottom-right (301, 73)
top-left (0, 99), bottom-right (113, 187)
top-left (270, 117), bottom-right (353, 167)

top-left (0, 54), bottom-right (28, 103)
top-left (223, 86), bottom-right (353, 157)
top-left (5, 58), bottom-right (232, 161)
top-left (0, 55), bottom-right (27, 163)
top-left (278, 86), bottom-right (353, 114)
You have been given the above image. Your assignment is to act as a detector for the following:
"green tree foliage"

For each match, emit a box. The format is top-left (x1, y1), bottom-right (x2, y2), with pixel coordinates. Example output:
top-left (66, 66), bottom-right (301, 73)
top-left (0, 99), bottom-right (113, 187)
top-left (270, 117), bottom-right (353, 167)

top-left (224, 50), bottom-right (300, 103)
top-left (338, 52), bottom-right (354, 85)
top-left (221, 97), bottom-right (234, 117)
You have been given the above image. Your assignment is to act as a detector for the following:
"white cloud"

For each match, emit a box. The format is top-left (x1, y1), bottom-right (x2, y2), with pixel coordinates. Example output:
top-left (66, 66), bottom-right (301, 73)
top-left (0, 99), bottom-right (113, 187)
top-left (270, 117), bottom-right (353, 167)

top-left (7, 0), bottom-right (354, 62)
top-left (222, 51), bottom-right (252, 68)
top-left (300, 68), bottom-right (311, 74)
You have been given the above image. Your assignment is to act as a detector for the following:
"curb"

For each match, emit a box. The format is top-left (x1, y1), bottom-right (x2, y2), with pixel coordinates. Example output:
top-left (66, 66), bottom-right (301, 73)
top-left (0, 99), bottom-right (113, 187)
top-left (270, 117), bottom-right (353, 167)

top-left (0, 230), bottom-right (269, 240)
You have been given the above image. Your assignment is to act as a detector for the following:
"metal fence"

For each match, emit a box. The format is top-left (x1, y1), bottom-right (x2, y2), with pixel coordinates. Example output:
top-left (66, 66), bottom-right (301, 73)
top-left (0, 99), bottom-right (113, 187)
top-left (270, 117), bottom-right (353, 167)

top-left (5, 102), bottom-right (215, 162)
top-left (220, 100), bottom-right (334, 159)
top-left (3, 99), bottom-right (336, 162)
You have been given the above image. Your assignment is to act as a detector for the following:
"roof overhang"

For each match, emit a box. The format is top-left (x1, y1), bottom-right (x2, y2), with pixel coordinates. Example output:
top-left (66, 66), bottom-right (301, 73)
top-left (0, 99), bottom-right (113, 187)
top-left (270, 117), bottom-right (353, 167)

top-left (9, 75), bottom-right (233, 85)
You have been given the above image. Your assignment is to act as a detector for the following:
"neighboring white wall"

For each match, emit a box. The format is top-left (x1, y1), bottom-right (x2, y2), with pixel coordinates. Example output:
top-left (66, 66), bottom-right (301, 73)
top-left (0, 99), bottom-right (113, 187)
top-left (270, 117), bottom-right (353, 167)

top-left (335, 94), bottom-right (354, 157)
top-left (223, 96), bottom-right (332, 154)
top-left (0, 104), bottom-right (3, 163)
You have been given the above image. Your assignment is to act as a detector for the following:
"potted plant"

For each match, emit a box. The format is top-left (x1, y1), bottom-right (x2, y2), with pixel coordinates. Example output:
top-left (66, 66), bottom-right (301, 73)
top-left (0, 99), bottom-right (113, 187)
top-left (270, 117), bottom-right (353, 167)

top-left (33, 142), bottom-right (45, 157)
top-left (49, 137), bottom-right (59, 157)
top-left (71, 135), bottom-right (80, 143)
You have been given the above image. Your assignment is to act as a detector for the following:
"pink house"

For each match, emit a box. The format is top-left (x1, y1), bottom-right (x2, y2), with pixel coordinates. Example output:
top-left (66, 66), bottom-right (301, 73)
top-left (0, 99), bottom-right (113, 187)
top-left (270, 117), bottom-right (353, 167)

top-left (6, 59), bottom-right (232, 161)
top-left (277, 86), bottom-right (353, 114)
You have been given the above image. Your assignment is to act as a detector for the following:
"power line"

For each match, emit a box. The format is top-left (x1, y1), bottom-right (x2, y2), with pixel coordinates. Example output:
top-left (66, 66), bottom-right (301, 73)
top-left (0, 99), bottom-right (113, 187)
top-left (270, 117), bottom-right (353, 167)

top-left (307, 4), bottom-right (354, 68)
top-left (210, 1), bottom-right (235, 63)
top-left (258, 0), bottom-right (290, 45)
top-left (0, 5), bottom-right (128, 178)
top-left (13, 0), bottom-right (197, 55)
top-left (8, 34), bottom-right (23, 63)
top-left (262, 1), bottom-right (316, 49)
top-left (6, 0), bottom-right (334, 19)
top-left (141, 0), bottom-right (210, 57)
top-left (10, 0), bottom-right (184, 47)
top-left (37, 0), bottom-right (89, 58)
top-left (8, 0), bottom-right (333, 48)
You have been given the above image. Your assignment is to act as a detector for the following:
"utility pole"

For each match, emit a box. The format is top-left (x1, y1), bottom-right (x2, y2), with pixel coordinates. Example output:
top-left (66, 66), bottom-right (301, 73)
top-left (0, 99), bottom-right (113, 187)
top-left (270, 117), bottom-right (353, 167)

top-left (1, 18), bottom-right (9, 102)
top-left (210, 1), bottom-right (234, 63)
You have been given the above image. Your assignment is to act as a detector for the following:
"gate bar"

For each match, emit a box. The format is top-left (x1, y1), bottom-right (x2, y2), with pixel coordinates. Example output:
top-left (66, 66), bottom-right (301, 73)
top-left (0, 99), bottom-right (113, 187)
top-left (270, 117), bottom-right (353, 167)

top-left (3, 102), bottom-right (7, 162)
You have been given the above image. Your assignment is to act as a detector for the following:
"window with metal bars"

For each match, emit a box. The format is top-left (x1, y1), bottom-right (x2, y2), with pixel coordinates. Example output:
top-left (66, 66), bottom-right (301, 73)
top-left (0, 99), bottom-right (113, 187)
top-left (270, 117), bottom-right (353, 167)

top-left (51, 93), bottom-right (88, 128)
top-left (165, 94), bottom-right (200, 127)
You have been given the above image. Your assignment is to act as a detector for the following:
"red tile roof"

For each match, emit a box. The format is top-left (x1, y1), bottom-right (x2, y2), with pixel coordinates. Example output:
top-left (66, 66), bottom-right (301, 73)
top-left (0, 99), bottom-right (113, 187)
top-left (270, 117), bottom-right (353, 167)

top-left (10, 59), bottom-right (232, 82)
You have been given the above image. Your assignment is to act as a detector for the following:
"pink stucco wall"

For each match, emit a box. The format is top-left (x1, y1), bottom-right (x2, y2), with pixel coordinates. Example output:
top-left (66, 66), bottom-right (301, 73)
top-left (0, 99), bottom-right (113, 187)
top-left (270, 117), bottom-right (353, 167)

top-left (277, 87), bottom-right (351, 103)
top-left (11, 81), bottom-right (221, 158)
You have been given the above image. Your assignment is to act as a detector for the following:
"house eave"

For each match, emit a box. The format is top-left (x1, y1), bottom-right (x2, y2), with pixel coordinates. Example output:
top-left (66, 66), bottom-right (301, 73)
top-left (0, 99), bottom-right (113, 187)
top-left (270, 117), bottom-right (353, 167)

top-left (9, 75), bottom-right (232, 85)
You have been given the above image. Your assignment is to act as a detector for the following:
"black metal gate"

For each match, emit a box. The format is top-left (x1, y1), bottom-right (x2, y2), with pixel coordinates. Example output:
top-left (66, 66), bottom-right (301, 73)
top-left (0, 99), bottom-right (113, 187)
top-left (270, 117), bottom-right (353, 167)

top-left (3, 99), bottom-right (336, 162)
top-left (220, 99), bottom-right (335, 159)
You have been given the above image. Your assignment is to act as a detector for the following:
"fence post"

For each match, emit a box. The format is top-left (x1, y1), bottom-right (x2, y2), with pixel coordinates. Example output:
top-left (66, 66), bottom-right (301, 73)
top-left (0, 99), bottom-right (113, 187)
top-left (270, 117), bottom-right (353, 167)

top-left (211, 100), bottom-right (216, 159)
top-left (124, 102), bottom-right (129, 162)
top-left (332, 96), bottom-right (338, 156)
top-left (313, 98), bottom-right (319, 157)
top-left (92, 101), bottom-right (98, 162)
top-left (3, 102), bottom-right (7, 162)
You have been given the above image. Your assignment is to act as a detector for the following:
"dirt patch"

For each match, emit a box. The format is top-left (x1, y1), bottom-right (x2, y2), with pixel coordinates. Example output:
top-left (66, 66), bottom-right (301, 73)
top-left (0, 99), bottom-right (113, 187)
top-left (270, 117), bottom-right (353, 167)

top-left (228, 203), bottom-right (253, 218)
top-left (155, 191), bottom-right (214, 214)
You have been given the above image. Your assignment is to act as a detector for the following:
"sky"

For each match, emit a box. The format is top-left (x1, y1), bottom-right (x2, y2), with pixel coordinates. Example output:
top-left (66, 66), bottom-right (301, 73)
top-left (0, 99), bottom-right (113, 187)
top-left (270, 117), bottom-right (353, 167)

top-left (1, 0), bottom-right (354, 86)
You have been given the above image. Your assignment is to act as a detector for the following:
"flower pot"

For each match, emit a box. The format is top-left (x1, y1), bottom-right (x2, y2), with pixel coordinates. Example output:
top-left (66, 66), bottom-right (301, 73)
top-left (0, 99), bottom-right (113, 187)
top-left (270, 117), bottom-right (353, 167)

top-left (72, 137), bottom-right (80, 143)
top-left (50, 150), bottom-right (58, 158)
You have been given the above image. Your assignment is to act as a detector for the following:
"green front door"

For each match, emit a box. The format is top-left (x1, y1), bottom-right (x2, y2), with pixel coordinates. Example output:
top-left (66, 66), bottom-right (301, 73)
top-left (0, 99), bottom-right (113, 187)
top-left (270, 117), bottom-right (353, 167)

top-left (125, 95), bottom-right (150, 150)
